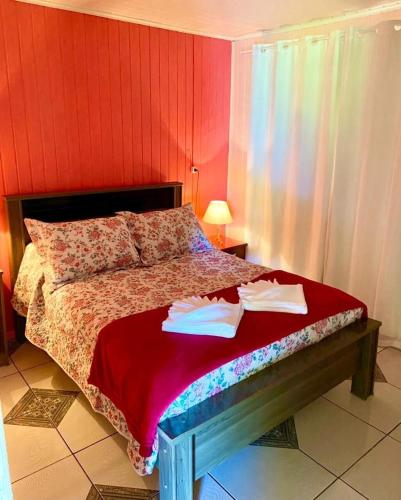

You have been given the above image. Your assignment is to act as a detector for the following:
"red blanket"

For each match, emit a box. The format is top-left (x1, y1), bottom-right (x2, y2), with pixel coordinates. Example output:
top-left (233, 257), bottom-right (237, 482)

top-left (88, 270), bottom-right (367, 457)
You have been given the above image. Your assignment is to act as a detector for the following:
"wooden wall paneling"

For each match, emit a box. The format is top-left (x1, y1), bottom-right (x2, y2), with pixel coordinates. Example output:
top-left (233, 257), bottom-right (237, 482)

top-left (1, 0), bottom-right (32, 194)
top-left (59, 11), bottom-right (83, 189)
top-left (97, 17), bottom-right (113, 186)
top-left (0, 4), bottom-right (18, 195)
top-left (159, 28), bottom-right (170, 185)
top-left (44, 7), bottom-right (69, 190)
top-left (108, 20), bottom-right (124, 186)
top-left (119, 21), bottom-right (134, 186)
top-left (83, 13), bottom-right (102, 188)
top-left (139, 25), bottom-right (152, 183)
top-left (17, 5), bottom-right (46, 193)
top-left (31, 6), bottom-right (58, 191)
top-left (0, 0), bottom-right (231, 336)
top-left (129, 23), bottom-right (143, 185)
top-left (168, 30), bottom-right (178, 183)
top-left (149, 27), bottom-right (161, 183)
top-left (184, 35), bottom-right (194, 205)
top-left (177, 32), bottom-right (187, 195)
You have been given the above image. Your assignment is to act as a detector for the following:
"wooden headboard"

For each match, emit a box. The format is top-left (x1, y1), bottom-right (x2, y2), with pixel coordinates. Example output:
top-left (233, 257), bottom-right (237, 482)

top-left (4, 182), bottom-right (182, 288)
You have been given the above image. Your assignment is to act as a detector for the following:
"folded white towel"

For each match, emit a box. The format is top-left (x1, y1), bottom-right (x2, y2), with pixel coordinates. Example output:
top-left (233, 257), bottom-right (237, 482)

top-left (238, 279), bottom-right (308, 314)
top-left (162, 296), bottom-right (244, 338)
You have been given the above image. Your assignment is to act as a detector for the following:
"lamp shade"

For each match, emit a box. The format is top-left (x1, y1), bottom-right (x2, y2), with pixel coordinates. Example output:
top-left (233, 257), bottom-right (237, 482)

top-left (203, 200), bottom-right (232, 225)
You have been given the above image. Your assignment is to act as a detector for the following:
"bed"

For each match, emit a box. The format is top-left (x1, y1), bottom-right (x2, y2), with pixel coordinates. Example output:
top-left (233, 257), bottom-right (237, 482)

top-left (4, 183), bottom-right (381, 500)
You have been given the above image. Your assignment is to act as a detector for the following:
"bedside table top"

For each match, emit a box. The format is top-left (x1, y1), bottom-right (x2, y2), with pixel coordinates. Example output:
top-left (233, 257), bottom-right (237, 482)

top-left (210, 236), bottom-right (247, 251)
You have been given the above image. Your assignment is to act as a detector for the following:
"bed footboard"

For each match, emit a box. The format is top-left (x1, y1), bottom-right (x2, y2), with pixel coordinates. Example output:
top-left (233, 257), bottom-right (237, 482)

top-left (157, 318), bottom-right (381, 500)
top-left (351, 325), bottom-right (379, 399)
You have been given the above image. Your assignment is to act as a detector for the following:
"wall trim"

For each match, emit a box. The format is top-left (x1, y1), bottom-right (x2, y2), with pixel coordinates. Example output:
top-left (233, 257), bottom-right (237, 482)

top-left (15, 0), bottom-right (234, 40)
top-left (17, 0), bottom-right (401, 41)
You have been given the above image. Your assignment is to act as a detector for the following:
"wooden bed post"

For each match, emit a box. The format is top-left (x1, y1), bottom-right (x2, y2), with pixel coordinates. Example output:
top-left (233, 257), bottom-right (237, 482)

top-left (158, 430), bottom-right (194, 500)
top-left (351, 326), bottom-right (379, 400)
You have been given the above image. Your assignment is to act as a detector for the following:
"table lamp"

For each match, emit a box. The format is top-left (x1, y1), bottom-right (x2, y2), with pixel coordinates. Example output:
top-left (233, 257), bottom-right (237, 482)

top-left (203, 200), bottom-right (232, 246)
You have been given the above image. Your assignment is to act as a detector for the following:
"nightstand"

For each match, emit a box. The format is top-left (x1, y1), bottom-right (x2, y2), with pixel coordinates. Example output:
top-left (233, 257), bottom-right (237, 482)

top-left (212, 236), bottom-right (248, 260)
top-left (0, 272), bottom-right (9, 366)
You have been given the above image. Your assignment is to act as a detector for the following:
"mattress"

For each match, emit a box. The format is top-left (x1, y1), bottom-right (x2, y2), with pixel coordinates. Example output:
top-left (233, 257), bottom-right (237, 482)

top-left (20, 249), bottom-right (363, 475)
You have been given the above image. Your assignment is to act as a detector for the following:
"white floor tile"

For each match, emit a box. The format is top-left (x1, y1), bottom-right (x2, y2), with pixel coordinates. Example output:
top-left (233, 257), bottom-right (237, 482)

top-left (317, 480), bottom-right (365, 499)
top-left (210, 445), bottom-right (335, 500)
top-left (12, 456), bottom-right (91, 500)
top-left (390, 424), bottom-right (401, 443)
top-left (75, 434), bottom-right (159, 490)
top-left (0, 361), bottom-right (17, 378)
top-left (324, 380), bottom-right (401, 433)
top-left (11, 343), bottom-right (50, 371)
top-left (195, 475), bottom-right (233, 500)
top-left (343, 437), bottom-right (401, 500)
top-left (0, 372), bottom-right (29, 414)
top-left (295, 398), bottom-right (383, 475)
top-left (58, 393), bottom-right (115, 452)
top-left (22, 361), bottom-right (80, 392)
top-left (5, 424), bottom-right (70, 481)
top-left (377, 348), bottom-right (401, 389)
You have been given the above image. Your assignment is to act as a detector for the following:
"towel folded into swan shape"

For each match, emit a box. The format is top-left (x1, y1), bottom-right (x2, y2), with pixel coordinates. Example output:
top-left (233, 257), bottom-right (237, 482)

top-left (162, 296), bottom-right (244, 338)
top-left (238, 279), bottom-right (308, 314)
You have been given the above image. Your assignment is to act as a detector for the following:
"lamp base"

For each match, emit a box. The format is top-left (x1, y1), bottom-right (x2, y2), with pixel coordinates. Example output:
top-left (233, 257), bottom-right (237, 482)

top-left (213, 225), bottom-right (224, 248)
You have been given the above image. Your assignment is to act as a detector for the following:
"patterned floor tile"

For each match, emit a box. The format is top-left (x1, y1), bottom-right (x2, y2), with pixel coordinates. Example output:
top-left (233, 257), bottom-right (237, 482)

top-left (87, 485), bottom-right (159, 499)
top-left (251, 417), bottom-right (298, 449)
top-left (4, 388), bottom-right (79, 428)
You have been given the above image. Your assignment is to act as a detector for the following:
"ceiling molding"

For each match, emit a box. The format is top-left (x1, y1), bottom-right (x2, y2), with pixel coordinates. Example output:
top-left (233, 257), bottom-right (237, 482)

top-left (16, 0), bottom-right (401, 41)
top-left (15, 0), bottom-right (234, 40)
top-left (259, 1), bottom-right (401, 37)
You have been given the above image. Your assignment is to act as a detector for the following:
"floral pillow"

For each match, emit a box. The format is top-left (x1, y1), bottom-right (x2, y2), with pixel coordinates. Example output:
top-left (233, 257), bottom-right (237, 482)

top-left (25, 216), bottom-right (140, 291)
top-left (11, 243), bottom-right (44, 316)
top-left (118, 204), bottom-right (213, 266)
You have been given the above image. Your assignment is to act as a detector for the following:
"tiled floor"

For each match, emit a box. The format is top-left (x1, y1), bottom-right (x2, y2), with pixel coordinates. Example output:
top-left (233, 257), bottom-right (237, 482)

top-left (1, 342), bottom-right (401, 499)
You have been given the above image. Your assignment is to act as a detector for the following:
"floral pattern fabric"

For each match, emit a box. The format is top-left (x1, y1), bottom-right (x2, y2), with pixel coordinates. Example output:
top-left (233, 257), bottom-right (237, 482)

top-left (25, 216), bottom-right (140, 291)
top-left (118, 203), bottom-right (213, 266)
top-left (11, 243), bottom-right (44, 317)
top-left (19, 249), bottom-right (363, 475)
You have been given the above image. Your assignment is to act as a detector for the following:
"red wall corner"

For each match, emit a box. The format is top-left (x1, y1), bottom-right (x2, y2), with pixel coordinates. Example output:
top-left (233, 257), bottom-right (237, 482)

top-left (0, 0), bottom-right (232, 336)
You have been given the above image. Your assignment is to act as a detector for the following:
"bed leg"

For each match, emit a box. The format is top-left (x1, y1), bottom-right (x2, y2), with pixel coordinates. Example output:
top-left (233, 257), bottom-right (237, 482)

top-left (158, 430), bottom-right (194, 500)
top-left (351, 327), bottom-right (379, 400)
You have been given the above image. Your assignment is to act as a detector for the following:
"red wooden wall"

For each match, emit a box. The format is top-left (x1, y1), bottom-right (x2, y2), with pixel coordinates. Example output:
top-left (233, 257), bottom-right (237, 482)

top-left (0, 0), bottom-right (231, 334)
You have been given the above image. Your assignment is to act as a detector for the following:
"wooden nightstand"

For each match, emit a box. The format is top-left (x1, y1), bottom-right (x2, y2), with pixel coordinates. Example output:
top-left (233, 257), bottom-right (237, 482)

top-left (212, 236), bottom-right (248, 260)
top-left (0, 272), bottom-right (9, 366)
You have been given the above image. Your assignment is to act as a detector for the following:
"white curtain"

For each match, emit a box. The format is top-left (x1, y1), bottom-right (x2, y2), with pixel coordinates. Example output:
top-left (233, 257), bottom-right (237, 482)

top-left (230, 22), bottom-right (401, 347)
top-left (324, 23), bottom-right (401, 348)
top-left (244, 33), bottom-right (344, 280)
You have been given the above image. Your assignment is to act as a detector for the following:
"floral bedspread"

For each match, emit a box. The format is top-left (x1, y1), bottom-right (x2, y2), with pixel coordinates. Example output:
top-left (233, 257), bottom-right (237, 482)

top-left (19, 249), bottom-right (363, 475)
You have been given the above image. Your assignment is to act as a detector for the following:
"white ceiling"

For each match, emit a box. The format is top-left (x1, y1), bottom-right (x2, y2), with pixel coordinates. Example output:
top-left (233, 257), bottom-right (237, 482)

top-left (18, 0), bottom-right (399, 39)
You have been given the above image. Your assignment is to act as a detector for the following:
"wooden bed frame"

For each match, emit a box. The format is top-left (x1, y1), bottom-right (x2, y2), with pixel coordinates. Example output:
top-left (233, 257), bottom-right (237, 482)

top-left (4, 183), bottom-right (381, 500)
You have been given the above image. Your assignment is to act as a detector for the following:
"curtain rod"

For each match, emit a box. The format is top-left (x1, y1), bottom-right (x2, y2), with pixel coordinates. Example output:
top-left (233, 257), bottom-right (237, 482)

top-left (239, 20), bottom-right (401, 54)
top-left (235, 1), bottom-right (401, 41)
